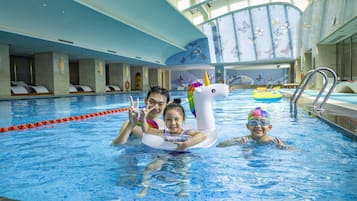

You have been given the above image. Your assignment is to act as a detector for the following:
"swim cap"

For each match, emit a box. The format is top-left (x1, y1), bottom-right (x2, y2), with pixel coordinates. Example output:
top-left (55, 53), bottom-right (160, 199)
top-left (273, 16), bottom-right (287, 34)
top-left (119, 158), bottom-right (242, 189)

top-left (247, 107), bottom-right (270, 121)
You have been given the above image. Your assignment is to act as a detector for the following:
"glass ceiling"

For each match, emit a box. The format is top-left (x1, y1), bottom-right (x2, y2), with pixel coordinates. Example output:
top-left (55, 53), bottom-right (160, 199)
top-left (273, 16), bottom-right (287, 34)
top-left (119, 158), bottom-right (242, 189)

top-left (169, 0), bottom-right (312, 26)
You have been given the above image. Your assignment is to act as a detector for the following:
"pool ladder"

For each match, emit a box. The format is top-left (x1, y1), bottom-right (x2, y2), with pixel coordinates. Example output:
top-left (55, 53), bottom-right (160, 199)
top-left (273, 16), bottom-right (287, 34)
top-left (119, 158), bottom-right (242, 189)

top-left (290, 67), bottom-right (337, 115)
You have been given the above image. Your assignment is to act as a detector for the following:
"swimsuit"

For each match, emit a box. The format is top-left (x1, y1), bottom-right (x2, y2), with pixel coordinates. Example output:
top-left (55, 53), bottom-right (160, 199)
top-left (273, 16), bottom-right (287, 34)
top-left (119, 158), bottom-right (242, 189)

top-left (163, 129), bottom-right (191, 142)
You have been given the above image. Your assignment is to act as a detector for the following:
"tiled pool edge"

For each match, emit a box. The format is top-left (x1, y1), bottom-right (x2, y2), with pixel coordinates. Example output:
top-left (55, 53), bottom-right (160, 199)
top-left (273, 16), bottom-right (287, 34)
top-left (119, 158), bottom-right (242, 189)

top-left (281, 90), bottom-right (357, 141)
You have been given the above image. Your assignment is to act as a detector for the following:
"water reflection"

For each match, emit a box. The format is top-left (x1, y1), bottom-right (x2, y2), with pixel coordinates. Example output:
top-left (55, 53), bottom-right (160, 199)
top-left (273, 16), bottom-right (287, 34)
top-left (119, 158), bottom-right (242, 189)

top-left (137, 151), bottom-right (192, 198)
top-left (115, 144), bottom-right (199, 198)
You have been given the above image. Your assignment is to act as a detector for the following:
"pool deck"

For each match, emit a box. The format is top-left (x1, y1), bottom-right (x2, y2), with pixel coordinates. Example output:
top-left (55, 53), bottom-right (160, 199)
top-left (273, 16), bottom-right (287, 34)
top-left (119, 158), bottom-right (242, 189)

top-left (281, 89), bottom-right (357, 140)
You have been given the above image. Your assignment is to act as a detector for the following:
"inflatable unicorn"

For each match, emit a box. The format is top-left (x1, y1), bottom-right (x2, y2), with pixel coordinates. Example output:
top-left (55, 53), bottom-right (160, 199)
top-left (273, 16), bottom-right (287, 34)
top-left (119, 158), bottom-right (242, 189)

top-left (142, 70), bottom-right (229, 150)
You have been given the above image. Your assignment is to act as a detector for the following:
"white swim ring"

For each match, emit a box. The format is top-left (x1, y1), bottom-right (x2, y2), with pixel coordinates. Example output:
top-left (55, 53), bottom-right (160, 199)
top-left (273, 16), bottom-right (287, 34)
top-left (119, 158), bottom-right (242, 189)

top-left (142, 130), bottom-right (217, 151)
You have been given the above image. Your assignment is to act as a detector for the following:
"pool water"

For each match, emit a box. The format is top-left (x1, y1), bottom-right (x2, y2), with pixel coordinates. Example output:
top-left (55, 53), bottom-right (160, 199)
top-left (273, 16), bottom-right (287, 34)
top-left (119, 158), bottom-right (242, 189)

top-left (0, 90), bottom-right (356, 200)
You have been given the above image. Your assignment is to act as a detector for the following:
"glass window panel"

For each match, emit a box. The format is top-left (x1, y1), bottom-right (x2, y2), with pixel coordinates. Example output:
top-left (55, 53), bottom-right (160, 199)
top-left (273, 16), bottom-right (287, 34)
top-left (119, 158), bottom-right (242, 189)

top-left (251, 6), bottom-right (273, 60)
top-left (343, 38), bottom-right (351, 80)
top-left (250, 0), bottom-right (268, 7)
top-left (177, 0), bottom-right (189, 11)
top-left (217, 15), bottom-right (238, 63)
top-left (302, 7), bottom-right (312, 49)
top-left (269, 5), bottom-right (290, 58)
top-left (211, 6), bottom-right (228, 18)
top-left (337, 42), bottom-right (344, 81)
top-left (287, 6), bottom-right (301, 58)
top-left (202, 23), bottom-right (217, 63)
top-left (271, 0), bottom-right (291, 3)
top-left (193, 15), bottom-right (203, 24)
top-left (352, 34), bottom-right (357, 80)
top-left (292, 0), bottom-right (310, 11)
top-left (230, 1), bottom-right (249, 11)
top-left (233, 10), bottom-right (256, 61)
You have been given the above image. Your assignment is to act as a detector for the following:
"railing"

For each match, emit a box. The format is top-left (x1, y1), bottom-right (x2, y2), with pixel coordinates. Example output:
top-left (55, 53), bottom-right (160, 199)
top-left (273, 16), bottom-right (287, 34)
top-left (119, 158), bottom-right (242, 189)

top-left (290, 67), bottom-right (337, 115)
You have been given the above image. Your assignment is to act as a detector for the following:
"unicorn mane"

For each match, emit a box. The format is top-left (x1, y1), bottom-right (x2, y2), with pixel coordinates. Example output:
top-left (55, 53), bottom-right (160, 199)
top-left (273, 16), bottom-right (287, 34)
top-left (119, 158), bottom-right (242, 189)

top-left (187, 82), bottom-right (202, 117)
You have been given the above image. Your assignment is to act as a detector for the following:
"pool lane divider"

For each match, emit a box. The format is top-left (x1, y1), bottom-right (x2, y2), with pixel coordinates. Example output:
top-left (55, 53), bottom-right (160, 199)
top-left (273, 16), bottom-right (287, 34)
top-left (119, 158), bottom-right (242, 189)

top-left (0, 107), bottom-right (129, 133)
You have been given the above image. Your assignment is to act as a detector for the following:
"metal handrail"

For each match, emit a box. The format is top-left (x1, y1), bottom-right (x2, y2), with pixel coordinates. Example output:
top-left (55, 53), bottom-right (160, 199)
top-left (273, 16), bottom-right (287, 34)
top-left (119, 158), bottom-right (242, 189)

top-left (290, 67), bottom-right (337, 115)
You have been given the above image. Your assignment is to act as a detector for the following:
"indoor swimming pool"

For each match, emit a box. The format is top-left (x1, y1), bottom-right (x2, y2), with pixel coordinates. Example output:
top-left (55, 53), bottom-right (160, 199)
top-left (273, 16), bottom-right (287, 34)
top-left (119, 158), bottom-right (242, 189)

top-left (0, 90), bottom-right (356, 200)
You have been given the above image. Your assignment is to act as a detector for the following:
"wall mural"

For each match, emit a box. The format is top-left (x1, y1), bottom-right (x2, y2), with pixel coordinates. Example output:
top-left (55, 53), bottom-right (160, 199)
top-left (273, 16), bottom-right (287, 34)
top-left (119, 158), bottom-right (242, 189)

top-left (166, 38), bottom-right (211, 65)
top-left (226, 68), bottom-right (288, 85)
top-left (171, 69), bottom-right (215, 90)
top-left (167, 3), bottom-right (296, 88)
top-left (171, 68), bottom-right (288, 90)
top-left (201, 3), bottom-right (300, 63)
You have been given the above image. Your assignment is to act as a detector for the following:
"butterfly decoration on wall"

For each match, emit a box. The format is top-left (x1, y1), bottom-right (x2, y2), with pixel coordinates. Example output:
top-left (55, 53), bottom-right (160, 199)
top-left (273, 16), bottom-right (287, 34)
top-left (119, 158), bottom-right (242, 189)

top-left (280, 43), bottom-right (291, 55)
top-left (237, 20), bottom-right (250, 33)
top-left (256, 74), bottom-right (263, 82)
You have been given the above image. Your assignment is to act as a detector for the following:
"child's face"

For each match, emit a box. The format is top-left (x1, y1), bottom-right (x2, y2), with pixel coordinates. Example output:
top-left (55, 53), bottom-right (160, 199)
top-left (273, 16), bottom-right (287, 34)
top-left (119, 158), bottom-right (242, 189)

top-left (164, 108), bottom-right (184, 134)
top-left (246, 118), bottom-right (272, 139)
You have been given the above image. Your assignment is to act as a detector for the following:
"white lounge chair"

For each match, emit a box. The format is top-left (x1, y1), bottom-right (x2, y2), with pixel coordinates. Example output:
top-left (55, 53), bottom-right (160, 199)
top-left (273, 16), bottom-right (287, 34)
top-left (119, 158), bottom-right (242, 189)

top-left (28, 85), bottom-right (49, 94)
top-left (69, 84), bottom-right (78, 93)
top-left (75, 85), bottom-right (93, 92)
top-left (11, 86), bottom-right (29, 94)
top-left (335, 81), bottom-right (357, 93)
top-left (11, 81), bottom-right (49, 94)
top-left (107, 85), bottom-right (121, 91)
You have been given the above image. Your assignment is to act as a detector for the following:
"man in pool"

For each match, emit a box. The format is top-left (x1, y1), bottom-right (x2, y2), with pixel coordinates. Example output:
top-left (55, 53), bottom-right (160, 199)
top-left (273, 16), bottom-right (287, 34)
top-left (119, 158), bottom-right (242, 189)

top-left (112, 86), bottom-right (170, 145)
top-left (217, 107), bottom-right (287, 149)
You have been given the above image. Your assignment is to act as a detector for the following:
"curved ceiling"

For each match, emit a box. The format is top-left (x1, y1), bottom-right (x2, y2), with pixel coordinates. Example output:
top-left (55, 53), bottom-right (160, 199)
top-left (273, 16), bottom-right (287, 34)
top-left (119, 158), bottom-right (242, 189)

top-left (0, 0), bottom-right (205, 66)
top-left (171, 0), bottom-right (311, 26)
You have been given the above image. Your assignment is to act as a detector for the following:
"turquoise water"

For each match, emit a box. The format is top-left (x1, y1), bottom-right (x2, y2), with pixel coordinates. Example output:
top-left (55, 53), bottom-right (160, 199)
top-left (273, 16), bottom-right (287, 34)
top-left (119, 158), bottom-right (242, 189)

top-left (0, 90), bottom-right (356, 200)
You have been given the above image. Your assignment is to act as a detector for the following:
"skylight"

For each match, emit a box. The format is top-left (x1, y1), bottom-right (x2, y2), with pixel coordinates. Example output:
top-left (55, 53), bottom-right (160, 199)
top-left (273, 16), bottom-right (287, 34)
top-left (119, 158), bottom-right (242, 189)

top-left (171, 0), bottom-right (311, 26)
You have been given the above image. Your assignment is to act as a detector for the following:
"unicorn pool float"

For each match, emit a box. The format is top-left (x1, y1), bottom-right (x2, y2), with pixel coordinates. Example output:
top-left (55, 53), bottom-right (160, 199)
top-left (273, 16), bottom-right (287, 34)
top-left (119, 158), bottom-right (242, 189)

top-left (142, 71), bottom-right (229, 151)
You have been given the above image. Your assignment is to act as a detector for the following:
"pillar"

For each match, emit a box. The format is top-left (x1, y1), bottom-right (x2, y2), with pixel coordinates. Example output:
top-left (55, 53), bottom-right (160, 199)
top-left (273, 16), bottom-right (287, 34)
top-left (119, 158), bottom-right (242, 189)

top-left (0, 43), bottom-right (11, 97)
top-left (79, 59), bottom-right (106, 93)
top-left (34, 52), bottom-right (69, 95)
top-left (314, 44), bottom-right (336, 89)
top-left (108, 63), bottom-right (125, 90)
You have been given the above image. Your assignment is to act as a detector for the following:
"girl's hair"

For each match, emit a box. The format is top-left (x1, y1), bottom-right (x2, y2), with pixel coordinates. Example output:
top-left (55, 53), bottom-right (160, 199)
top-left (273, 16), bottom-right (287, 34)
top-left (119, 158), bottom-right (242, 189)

top-left (163, 98), bottom-right (185, 120)
top-left (146, 86), bottom-right (170, 103)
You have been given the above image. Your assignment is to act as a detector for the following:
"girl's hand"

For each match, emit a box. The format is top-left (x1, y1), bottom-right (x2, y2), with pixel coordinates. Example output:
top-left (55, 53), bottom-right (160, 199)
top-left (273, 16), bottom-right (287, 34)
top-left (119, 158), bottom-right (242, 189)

top-left (174, 142), bottom-right (188, 151)
top-left (140, 104), bottom-right (155, 133)
top-left (140, 103), bottom-right (155, 122)
top-left (128, 96), bottom-right (139, 127)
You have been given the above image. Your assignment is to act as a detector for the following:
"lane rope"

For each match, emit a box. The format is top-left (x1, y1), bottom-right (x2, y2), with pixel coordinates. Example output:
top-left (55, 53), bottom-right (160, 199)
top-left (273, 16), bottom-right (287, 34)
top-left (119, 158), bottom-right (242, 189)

top-left (0, 107), bottom-right (129, 133)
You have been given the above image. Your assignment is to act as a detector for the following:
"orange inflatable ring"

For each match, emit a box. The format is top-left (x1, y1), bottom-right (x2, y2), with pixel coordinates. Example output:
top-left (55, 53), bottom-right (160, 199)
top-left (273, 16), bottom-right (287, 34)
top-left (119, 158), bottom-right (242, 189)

top-left (125, 81), bottom-right (130, 90)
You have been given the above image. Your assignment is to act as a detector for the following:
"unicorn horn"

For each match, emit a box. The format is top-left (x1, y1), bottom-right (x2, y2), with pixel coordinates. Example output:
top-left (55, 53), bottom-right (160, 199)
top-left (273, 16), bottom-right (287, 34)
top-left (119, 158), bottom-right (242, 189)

top-left (203, 70), bottom-right (210, 86)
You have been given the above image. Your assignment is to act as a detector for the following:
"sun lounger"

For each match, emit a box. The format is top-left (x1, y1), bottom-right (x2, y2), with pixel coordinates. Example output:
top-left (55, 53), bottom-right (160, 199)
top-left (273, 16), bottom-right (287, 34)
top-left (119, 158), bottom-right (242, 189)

top-left (28, 85), bottom-right (49, 94)
top-left (335, 81), bottom-right (357, 93)
top-left (69, 84), bottom-right (78, 93)
top-left (75, 85), bottom-right (93, 92)
top-left (107, 85), bottom-right (121, 91)
top-left (11, 86), bottom-right (29, 94)
top-left (11, 81), bottom-right (49, 94)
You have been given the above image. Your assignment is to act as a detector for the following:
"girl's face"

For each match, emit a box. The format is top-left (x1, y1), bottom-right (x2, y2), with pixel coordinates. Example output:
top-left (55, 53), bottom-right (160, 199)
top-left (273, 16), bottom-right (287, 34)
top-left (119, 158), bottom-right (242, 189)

top-left (164, 108), bottom-right (184, 134)
top-left (145, 92), bottom-right (167, 119)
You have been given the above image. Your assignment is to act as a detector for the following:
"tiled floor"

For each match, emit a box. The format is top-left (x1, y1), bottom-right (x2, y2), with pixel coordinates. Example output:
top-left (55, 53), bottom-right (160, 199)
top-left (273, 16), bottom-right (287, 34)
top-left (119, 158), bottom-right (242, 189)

top-left (281, 89), bottom-right (357, 140)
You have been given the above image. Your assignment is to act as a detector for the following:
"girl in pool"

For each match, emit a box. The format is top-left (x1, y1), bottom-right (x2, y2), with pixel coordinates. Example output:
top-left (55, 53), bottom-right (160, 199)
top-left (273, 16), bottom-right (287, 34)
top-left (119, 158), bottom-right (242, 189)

top-left (140, 98), bottom-right (206, 151)
top-left (137, 98), bottom-right (205, 197)
top-left (112, 86), bottom-right (170, 145)
top-left (217, 107), bottom-right (288, 149)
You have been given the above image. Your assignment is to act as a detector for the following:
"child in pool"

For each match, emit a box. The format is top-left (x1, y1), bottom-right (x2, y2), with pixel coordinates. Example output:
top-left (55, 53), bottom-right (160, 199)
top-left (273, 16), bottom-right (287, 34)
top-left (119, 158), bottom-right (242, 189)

top-left (217, 107), bottom-right (288, 149)
top-left (140, 98), bottom-right (206, 151)
top-left (112, 86), bottom-right (170, 145)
